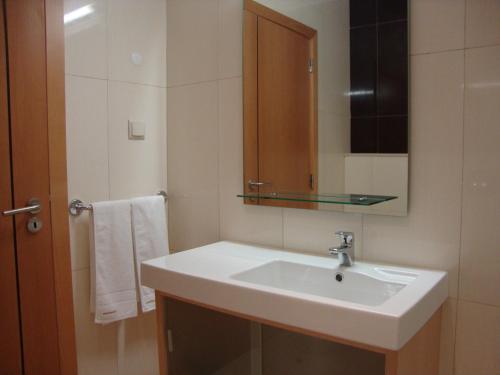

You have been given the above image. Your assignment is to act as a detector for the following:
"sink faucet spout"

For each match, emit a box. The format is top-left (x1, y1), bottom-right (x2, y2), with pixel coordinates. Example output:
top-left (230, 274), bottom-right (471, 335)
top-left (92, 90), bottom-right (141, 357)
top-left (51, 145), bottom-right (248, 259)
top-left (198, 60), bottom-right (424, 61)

top-left (329, 231), bottom-right (355, 267)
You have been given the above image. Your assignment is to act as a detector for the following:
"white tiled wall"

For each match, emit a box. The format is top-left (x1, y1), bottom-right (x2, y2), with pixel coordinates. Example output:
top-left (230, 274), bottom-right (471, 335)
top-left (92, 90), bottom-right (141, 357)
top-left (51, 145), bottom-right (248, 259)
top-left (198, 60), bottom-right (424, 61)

top-left (64, 0), bottom-right (166, 374)
top-left (166, 1), bottom-right (500, 374)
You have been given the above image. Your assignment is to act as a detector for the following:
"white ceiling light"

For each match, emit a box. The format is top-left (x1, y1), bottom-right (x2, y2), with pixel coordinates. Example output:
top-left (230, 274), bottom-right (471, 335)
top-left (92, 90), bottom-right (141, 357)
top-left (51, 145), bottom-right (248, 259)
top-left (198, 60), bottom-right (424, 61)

top-left (64, 4), bottom-right (94, 24)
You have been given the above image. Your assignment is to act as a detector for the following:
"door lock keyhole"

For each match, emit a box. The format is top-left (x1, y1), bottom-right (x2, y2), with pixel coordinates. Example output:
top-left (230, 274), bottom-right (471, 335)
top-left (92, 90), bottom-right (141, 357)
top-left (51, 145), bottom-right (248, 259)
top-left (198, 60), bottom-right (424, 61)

top-left (27, 216), bottom-right (43, 234)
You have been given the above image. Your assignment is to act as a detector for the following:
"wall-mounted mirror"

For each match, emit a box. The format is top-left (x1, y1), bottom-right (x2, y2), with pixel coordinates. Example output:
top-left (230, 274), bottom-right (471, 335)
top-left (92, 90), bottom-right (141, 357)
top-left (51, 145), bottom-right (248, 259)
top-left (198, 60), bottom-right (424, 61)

top-left (240, 0), bottom-right (409, 216)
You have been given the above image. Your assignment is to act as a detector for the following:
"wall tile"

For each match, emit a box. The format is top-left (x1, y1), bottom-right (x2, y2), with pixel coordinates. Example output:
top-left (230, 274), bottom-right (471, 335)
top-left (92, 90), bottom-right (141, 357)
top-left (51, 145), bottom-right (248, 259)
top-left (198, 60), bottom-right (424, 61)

top-left (283, 209), bottom-right (363, 258)
top-left (460, 46), bottom-right (500, 306)
top-left (117, 314), bottom-right (159, 375)
top-left (64, 0), bottom-right (108, 79)
top-left (66, 76), bottom-right (109, 270)
top-left (363, 51), bottom-right (464, 298)
top-left (218, 0), bottom-right (243, 79)
top-left (410, 0), bottom-right (465, 55)
top-left (455, 300), bottom-right (500, 375)
top-left (108, 81), bottom-right (167, 200)
top-left (168, 196), bottom-right (220, 252)
top-left (218, 78), bottom-right (283, 247)
top-left (167, 0), bottom-right (219, 87)
top-left (167, 81), bottom-right (219, 251)
top-left (465, 0), bottom-right (500, 48)
top-left (108, 0), bottom-right (166, 86)
top-left (72, 269), bottom-right (118, 375)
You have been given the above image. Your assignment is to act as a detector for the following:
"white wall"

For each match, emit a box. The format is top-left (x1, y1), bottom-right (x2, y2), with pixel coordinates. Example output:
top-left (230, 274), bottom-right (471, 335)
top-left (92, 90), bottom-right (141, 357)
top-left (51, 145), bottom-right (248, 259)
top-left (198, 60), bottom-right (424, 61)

top-left (167, 1), bottom-right (500, 374)
top-left (64, 0), bottom-right (166, 374)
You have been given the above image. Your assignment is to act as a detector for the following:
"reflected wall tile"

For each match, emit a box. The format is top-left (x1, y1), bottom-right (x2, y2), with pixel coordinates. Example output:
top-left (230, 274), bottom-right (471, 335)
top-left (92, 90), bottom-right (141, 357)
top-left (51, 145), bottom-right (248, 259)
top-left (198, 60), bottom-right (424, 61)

top-left (218, 0), bottom-right (243, 79)
top-left (167, 81), bottom-right (219, 251)
top-left (72, 269), bottom-right (118, 375)
top-left (64, 0), bottom-right (107, 79)
top-left (167, 0), bottom-right (219, 87)
top-left (377, 21), bottom-right (408, 116)
top-left (218, 78), bottom-right (283, 247)
top-left (108, 0), bottom-right (166, 86)
top-left (465, 0), bottom-right (500, 48)
top-left (349, 25), bottom-right (377, 117)
top-left (349, 0), bottom-right (376, 28)
top-left (455, 301), bottom-right (500, 375)
top-left (377, 0), bottom-right (407, 23)
top-left (283, 208), bottom-right (363, 258)
top-left (108, 81), bottom-right (166, 200)
top-left (378, 116), bottom-right (407, 153)
top-left (65, 76), bottom-right (109, 270)
top-left (410, 0), bottom-right (465, 55)
top-left (351, 117), bottom-right (377, 153)
top-left (460, 46), bottom-right (500, 306)
top-left (363, 51), bottom-right (464, 298)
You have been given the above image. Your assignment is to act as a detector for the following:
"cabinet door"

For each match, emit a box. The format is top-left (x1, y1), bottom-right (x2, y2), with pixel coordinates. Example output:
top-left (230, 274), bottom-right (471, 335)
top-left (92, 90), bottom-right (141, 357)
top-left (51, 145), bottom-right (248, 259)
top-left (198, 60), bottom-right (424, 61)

top-left (164, 298), bottom-right (253, 375)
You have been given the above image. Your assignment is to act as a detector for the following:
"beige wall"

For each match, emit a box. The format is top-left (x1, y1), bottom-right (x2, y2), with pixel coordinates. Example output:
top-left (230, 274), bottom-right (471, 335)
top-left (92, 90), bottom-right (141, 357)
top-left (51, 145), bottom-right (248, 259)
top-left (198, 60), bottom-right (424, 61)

top-left (167, 0), bottom-right (500, 374)
top-left (65, 0), bottom-right (166, 374)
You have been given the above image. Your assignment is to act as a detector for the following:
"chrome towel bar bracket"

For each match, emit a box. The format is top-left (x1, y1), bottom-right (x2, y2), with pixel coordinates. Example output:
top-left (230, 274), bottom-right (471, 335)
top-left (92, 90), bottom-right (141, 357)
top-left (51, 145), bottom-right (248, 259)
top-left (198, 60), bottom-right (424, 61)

top-left (68, 190), bottom-right (168, 217)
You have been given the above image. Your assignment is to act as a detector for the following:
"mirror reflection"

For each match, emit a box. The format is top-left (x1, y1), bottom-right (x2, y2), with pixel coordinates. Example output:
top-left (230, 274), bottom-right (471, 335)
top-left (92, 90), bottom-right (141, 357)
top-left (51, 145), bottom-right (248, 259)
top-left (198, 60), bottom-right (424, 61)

top-left (242, 0), bottom-right (409, 216)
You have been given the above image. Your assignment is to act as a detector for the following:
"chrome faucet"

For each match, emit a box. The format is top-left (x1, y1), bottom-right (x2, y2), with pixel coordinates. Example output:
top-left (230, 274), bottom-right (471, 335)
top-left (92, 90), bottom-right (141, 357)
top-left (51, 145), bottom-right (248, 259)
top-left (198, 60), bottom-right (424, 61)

top-left (329, 231), bottom-right (355, 267)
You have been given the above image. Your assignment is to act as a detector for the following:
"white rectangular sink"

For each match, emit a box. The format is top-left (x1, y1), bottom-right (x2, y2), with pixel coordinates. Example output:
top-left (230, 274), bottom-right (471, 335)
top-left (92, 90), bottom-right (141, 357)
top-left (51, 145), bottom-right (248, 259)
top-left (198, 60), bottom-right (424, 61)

top-left (231, 260), bottom-right (410, 307)
top-left (141, 241), bottom-right (448, 351)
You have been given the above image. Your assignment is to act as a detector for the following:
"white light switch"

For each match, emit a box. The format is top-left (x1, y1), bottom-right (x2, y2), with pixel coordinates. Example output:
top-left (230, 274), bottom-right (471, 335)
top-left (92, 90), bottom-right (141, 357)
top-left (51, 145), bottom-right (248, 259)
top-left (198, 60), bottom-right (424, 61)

top-left (128, 120), bottom-right (146, 140)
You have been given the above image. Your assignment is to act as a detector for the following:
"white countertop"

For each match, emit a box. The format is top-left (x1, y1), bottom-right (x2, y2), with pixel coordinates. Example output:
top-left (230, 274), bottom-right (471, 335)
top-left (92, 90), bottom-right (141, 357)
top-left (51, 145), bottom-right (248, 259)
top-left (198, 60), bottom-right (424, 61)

top-left (141, 241), bottom-right (448, 351)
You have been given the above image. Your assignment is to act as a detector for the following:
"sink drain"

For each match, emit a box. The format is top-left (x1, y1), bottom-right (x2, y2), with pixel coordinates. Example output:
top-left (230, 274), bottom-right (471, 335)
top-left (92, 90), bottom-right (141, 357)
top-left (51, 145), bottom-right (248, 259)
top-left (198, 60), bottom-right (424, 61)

top-left (335, 272), bottom-right (344, 282)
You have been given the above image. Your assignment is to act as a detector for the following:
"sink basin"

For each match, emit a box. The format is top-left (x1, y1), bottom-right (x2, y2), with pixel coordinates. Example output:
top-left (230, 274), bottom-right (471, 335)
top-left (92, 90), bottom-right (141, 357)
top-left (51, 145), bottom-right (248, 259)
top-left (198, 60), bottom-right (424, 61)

top-left (141, 241), bottom-right (447, 350)
top-left (231, 260), bottom-right (411, 307)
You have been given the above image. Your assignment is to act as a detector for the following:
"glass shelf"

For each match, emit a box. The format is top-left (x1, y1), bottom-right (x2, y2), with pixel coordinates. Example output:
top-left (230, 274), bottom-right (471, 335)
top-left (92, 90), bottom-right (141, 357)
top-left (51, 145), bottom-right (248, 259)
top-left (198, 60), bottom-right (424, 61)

top-left (237, 192), bottom-right (397, 206)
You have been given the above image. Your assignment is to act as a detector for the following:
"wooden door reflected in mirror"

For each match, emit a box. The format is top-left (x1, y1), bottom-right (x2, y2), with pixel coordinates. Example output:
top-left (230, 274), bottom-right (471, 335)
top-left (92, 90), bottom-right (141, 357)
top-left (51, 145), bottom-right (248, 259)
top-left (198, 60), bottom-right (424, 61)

top-left (244, 2), bottom-right (318, 209)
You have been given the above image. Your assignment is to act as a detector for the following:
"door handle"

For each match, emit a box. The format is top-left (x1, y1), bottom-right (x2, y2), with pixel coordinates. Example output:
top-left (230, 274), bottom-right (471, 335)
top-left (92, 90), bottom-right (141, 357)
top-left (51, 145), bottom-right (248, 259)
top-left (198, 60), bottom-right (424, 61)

top-left (248, 180), bottom-right (271, 190)
top-left (2, 198), bottom-right (42, 216)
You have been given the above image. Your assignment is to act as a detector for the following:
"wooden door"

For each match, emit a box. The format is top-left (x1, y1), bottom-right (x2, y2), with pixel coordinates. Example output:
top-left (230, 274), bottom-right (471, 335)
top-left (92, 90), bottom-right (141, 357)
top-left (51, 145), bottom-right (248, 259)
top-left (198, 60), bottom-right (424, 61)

top-left (0, 0), bottom-right (77, 374)
top-left (0, 3), bottom-right (23, 374)
top-left (257, 17), bottom-right (315, 208)
top-left (243, 0), bottom-right (317, 209)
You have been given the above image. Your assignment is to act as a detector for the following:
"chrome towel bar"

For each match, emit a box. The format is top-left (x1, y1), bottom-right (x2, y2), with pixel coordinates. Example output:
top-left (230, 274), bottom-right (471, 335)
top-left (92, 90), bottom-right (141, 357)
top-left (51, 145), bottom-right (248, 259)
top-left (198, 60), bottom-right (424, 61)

top-left (68, 190), bottom-right (168, 217)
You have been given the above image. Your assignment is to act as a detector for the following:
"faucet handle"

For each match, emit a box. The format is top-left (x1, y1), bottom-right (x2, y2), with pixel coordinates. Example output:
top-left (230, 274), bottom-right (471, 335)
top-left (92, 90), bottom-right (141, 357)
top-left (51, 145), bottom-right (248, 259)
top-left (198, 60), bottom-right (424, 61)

top-left (335, 231), bottom-right (353, 246)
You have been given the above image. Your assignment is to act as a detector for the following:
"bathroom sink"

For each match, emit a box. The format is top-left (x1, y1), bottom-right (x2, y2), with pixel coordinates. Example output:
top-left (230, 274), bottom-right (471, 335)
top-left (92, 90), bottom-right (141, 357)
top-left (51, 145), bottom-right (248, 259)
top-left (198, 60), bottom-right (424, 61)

top-left (231, 260), bottom-right (411, 307)
top-left (141, 241), bottom-right (447, 350)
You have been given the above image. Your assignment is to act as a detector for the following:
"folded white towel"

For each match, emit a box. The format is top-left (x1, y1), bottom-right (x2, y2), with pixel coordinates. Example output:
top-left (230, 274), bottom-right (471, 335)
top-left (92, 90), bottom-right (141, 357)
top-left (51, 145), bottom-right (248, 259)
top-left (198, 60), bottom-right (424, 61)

top-left (90, 200), bottom-right (138, 324)
top-left (131, 195), bottom-right (169, 313)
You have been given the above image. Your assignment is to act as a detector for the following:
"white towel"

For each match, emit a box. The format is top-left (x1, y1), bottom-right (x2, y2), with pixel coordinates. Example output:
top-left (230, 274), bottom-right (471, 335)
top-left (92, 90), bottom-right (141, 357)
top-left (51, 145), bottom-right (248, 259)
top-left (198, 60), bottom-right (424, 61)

top-left (131, 195), bottom-right (169, 312)
top-left (90, 200), bottom-right (138, 324)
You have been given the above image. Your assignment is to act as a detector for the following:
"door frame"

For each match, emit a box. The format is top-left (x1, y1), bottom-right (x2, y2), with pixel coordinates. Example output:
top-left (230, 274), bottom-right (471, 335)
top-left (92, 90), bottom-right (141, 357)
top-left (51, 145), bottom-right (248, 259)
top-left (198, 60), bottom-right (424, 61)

top-left (243, 0), bottom-right (318, 206)
top-left (45, 1), bottom-right (78, 373)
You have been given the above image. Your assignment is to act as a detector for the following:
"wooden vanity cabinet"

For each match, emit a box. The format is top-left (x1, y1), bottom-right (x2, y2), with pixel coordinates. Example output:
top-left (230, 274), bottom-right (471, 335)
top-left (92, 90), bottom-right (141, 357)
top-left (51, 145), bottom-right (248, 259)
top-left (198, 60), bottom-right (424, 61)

top-left (155, 292), bottom-right (442, 375)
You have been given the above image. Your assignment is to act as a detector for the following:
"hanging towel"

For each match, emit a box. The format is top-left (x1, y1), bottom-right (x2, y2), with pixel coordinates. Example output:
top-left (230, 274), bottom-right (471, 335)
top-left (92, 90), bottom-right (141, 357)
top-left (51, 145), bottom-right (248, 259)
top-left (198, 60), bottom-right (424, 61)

top-left (131, 195), bottom-right (169, 313)
top-left (89, 200), bottom-right (138, 324)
